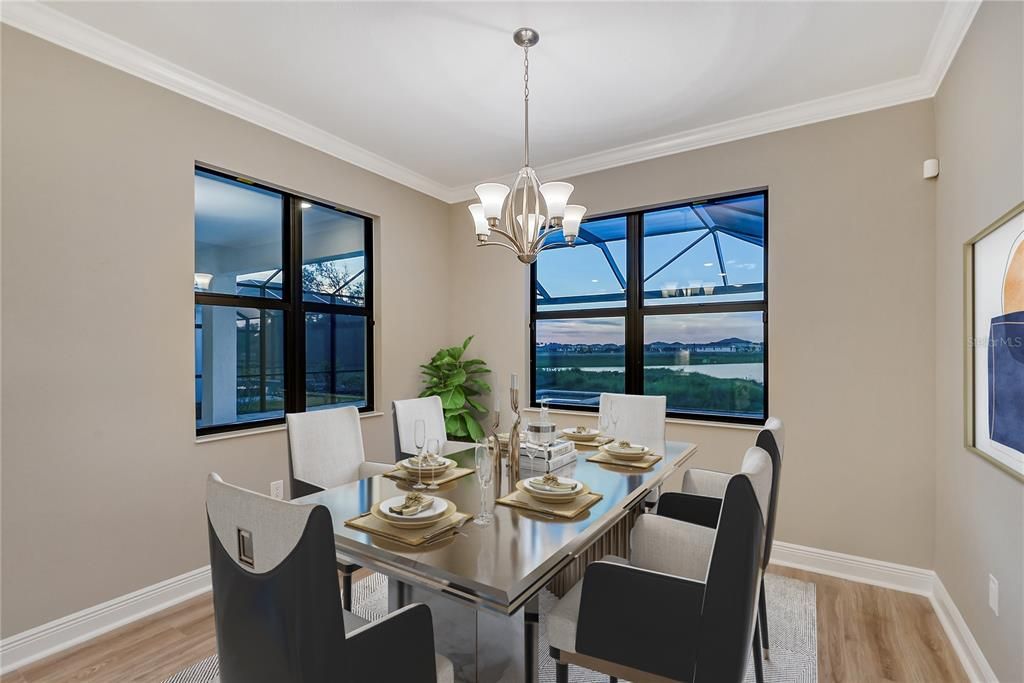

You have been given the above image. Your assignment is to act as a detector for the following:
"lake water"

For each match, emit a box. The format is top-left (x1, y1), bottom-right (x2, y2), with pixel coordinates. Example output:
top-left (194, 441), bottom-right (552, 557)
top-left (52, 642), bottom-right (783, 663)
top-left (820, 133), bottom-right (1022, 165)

top-left (542, 362), bottom-right (764, 383)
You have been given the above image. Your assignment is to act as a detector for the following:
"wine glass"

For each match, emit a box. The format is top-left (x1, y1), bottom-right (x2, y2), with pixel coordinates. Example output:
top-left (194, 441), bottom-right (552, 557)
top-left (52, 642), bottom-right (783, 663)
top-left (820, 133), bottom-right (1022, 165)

top-left (608, 400), bottom-right (620, 439)
top-left (412, 419), bottom-right (426, 490)
top-left (598, 411), bottom-right (611, 437)
top-left (425, 438), bottom-right (441, 490)
top-left (474, 443), bottom-right (493, 526)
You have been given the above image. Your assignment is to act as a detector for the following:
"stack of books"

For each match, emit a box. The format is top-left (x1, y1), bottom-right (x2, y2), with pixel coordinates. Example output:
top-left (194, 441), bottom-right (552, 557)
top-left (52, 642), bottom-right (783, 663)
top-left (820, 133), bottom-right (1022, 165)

top-left (520, 439), bottom-right (576, 473)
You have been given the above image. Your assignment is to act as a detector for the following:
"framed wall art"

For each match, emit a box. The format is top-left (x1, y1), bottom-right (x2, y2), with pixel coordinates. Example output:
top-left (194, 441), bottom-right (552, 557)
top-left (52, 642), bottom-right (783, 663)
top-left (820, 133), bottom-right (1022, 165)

top-left (965, 200), bottom-right (1024, 480)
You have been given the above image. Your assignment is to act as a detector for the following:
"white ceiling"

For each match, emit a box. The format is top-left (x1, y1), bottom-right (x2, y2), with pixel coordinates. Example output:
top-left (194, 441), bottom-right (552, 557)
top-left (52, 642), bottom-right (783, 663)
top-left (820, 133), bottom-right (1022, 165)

top-left (7, 2), bottom-right (977, 201)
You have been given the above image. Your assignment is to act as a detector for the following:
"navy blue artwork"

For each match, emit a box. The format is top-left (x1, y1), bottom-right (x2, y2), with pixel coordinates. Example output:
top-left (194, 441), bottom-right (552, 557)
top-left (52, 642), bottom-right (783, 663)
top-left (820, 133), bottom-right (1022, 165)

top-left (988, 309), bottom-right (1024, 452)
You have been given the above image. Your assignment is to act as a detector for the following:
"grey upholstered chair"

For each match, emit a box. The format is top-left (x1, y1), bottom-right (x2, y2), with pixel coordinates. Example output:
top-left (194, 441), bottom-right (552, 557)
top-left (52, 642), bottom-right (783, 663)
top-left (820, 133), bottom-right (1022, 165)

top-left (599, 392), bottom-right (667, 506)
top-left (286, 406), bottom-right (393, 497)
top-left (392, 396), bottom-right (476, 459)
top-left (658, 417), bottom-right (785, 664)
top-left (547, 447), bottom-right (772, 683)
top-left (206, 473), bottom-right (453, 683)
top-left (286, 405), bottom-right (393, 610)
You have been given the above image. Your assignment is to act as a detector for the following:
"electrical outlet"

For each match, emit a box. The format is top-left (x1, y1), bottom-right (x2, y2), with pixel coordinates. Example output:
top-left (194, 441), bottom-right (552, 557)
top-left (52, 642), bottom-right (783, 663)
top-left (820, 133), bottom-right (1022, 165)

top-left (989, 575), bottom-right (999, 616)
top-left (270, 480), bottom-right (285, 500)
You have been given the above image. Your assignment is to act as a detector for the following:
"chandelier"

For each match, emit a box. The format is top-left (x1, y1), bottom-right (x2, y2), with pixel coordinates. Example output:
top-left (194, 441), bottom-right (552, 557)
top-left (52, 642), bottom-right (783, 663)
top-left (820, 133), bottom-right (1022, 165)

top-left (468, 27), bottom-right (586, 264)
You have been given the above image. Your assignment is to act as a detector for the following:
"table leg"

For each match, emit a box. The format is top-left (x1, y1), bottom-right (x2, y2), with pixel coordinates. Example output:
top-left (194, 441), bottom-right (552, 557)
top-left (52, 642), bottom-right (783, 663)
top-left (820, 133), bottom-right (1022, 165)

top-left (523, 595), bottom-right (539, 683)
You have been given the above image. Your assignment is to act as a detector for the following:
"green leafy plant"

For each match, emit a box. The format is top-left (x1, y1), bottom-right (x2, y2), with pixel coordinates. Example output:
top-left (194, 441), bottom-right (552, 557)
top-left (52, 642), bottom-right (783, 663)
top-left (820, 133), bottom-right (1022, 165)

top-left (419, 336), bottom-right (491, 441)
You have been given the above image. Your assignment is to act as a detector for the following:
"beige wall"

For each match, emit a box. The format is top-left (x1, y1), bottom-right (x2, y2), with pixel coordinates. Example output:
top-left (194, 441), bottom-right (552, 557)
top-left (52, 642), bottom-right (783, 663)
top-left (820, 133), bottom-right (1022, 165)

top-left (934, 3), bottom-right (1024, 681)
top-left (450, 99), bottom-right (939, 569)
top-left (0, 26), bottom-right (452, 636)
top-left (3, 10), bottom-right (1020, 675)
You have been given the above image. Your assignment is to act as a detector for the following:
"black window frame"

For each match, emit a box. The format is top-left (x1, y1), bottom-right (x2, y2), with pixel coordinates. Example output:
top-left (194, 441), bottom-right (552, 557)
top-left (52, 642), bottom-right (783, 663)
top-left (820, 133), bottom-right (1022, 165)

top-left (530, 187), bottom-right (768, 426)
top-left (194, 165), bottom-right (374, 436)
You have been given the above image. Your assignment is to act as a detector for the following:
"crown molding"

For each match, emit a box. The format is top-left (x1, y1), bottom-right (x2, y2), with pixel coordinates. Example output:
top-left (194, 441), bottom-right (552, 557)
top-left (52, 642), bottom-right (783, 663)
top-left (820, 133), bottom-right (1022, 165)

top-left (3, 0), bottom-right (978, 205)
top-left (448, 72), bottom-right (936, 201)
top-left (451, 1), bottom-right (980, 202)
top-left (0, 1), bottom-right (455, 202)
top-left (920, 1), bottom-right (981, 94)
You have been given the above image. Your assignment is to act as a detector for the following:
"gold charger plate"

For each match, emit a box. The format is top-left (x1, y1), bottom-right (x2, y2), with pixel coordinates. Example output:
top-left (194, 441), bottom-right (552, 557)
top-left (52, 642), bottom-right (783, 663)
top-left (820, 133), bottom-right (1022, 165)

top-left (516, 478), bottom-right (588, 504)
top-left (498, 485), bottom-right (603, 519)
top-left (398, 457), bottom-right (456, 474)
top-left (561, 428), bottom-right (602, 443)
top-left (587, 450), bottom-right (663, 470)
top-left (370, 499), bottom-right (456, 529)
top-left (599, 444), bottom-right (651, 461)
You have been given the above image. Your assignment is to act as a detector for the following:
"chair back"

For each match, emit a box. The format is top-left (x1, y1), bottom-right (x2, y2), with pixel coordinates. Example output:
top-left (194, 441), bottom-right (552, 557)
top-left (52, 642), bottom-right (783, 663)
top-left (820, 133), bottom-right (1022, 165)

top-left (393, 396), bottom-right (448, 456)
top-left (694, 464), bottom-right (767, 683)
top-left (598, 393), bottom-right (666, 454)
top-left (206, 474), bottom-right (347, 682)
top-left (287, 406), bottom-right (365, 490)
top-left (756, 417), bottom-right (785, 568)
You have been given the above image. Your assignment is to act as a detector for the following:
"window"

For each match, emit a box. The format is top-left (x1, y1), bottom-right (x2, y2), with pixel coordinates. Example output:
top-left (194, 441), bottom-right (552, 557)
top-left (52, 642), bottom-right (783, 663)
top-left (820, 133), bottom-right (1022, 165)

top-left (194, 167), bottom-right (373, 434)
top-left (532, 189), bottom-right (767, 424)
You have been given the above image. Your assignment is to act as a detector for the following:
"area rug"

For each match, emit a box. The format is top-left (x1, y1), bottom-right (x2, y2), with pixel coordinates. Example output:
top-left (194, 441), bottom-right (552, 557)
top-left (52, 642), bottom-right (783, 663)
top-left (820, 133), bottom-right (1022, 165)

top-left (165, 572), bottom-right (816, 683)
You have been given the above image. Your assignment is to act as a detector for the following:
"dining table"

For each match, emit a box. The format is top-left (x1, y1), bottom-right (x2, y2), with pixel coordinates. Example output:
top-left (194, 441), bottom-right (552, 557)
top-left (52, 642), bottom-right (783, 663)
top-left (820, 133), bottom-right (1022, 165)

top-left (295, 439), bottom-right (698, 683)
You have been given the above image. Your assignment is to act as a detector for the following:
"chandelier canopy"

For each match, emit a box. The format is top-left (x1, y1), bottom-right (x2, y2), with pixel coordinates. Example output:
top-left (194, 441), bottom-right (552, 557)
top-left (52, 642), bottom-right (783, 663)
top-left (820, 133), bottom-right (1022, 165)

top-left (468, 28), bottom-right (586, 264)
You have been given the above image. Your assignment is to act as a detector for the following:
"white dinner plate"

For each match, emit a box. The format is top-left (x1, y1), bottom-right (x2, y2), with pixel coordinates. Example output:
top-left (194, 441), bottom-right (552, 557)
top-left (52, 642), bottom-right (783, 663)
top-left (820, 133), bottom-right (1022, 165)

top-left (398, 457), bottom-right (456, 473)
top-left (601, 443), bottom-right (651, 461)
top-left (561, 428), bottom-right (602, 442)
top-left (374, 495), bottom-right (454, 528)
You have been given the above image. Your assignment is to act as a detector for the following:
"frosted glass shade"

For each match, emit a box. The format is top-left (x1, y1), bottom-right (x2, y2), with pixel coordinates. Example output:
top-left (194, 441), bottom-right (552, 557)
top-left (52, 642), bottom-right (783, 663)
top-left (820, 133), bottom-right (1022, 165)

top-left (475, 183), bottom-right (510, 220)
top-left (540, 182), bottom-right (573, 219)
top-left (561, 205), bottom-right (587, 240)
top-left (516, 213), bottom-right (546, 241)
top-left (194, 272), bottom-right (213, 290)
top-left (468, 204), bottom-right (489, 236)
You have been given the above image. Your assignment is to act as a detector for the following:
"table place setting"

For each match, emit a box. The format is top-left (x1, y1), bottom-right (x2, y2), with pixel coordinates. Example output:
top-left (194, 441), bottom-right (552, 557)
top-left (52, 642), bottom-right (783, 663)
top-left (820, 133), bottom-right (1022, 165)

top-left (344, 492), bottom-right (472, 547)
top-left (496, 472), bottom-right (603, 519)
top-left (384, 454), bottom-right (475, 488)
top-left (586, 439), bottom-right (664, 470)
top-left (559, 425), bottom-right (615, 449)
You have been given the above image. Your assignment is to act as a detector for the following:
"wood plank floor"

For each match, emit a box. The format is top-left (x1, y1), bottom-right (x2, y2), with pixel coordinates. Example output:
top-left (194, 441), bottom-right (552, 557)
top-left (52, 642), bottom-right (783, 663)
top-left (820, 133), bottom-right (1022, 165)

top-left (2, 566), bottom-right (967, 682)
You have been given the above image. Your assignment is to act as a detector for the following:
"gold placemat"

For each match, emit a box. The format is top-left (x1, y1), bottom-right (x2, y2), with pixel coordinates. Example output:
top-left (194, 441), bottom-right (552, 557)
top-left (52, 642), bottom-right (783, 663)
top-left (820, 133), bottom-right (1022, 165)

top-left (384, 466), bottom-right (474, 486)
top-left (496, 485), bottom-right (603, 519)
top-left (345, 509), bottom-right (472, 547)
top-left (566, 435), bottom-right (615, 449)
top-left (587, 449), bottom-right (663, 470)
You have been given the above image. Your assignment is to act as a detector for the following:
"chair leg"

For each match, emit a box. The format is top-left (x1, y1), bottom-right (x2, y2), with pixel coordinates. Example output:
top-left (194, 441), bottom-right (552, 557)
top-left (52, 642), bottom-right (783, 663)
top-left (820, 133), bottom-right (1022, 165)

top-left (555, 662), bottom-right (568, 683)
top-left (752, 620), bottom-right (765, 683)
top-left (342, 569), bottom-right (353, 612)
top-left (759, 575), bottom-right (770, 660)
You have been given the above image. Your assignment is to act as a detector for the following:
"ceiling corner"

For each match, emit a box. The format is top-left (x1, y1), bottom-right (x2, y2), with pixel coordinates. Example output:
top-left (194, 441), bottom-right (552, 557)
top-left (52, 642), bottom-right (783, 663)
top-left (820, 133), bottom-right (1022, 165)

top-left (920, 1), bottom-right (982, 95)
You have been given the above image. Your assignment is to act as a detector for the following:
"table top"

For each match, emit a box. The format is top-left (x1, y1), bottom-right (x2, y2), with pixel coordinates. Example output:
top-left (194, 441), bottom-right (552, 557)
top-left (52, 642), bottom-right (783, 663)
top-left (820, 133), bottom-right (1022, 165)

top-left (295, 440), bottom-right (697, 614)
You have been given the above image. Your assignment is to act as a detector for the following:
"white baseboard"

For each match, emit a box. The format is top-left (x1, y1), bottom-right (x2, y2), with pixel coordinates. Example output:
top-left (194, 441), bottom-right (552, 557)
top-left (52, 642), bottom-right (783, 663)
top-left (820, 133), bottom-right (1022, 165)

top-left (929, 575), bottom-right (999, 683)
top-left (771, 540), bottom-right (935, 595)
top-left (0, 543), bottom-right (999, 682)
top-left (0, 566), bottom-right (211, 674)
top-left (771, 541), bottom-right (997, 682)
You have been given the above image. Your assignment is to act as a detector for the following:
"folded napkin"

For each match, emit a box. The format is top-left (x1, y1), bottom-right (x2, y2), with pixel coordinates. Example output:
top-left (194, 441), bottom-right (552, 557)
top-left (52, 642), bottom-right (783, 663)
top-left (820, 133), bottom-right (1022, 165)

top-left (532, 473), bottom-right (576, 492)
top-left (389, 492), bottom-right (432, 516)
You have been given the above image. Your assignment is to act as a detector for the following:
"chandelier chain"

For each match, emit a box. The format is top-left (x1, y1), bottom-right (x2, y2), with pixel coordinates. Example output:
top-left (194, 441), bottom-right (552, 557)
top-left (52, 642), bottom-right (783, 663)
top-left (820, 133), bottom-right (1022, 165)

top-left (523, 47), bottom-right (530, 166)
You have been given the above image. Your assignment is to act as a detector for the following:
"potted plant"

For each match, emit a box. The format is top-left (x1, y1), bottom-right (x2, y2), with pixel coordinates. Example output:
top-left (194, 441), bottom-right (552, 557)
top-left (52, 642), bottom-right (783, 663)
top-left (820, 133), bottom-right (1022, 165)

top-left (420, 336), bottom-right (491, 441)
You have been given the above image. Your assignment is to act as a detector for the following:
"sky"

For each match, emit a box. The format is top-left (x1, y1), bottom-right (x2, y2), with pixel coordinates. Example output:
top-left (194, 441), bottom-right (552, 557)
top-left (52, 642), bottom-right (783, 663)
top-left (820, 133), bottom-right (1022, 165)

top-left (535, 197), bottom-right (765, 345)
top-left (537, 311), bottom-right (764, 345)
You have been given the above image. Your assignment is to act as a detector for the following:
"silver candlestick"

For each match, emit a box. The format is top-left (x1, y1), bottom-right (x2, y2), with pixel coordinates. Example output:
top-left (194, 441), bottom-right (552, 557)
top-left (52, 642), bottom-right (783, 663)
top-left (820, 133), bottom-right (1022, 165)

top-left (508, 375), bottom-right (522, 488)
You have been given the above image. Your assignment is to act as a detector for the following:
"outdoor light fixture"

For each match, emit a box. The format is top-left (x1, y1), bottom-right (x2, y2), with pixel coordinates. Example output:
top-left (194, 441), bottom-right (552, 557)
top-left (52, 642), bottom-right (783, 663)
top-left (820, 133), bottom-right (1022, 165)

top-left (194, 272), bottom-right (213, 290)
top-left (469, 28), bottom-right (586, 264)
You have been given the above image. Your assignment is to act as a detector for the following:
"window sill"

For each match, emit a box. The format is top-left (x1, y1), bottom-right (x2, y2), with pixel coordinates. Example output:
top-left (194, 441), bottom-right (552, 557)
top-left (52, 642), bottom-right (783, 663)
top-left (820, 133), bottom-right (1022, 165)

top-left (520, 406), bottom-right (761, 431)
top-left (195, 411), bottom-right (385, 444)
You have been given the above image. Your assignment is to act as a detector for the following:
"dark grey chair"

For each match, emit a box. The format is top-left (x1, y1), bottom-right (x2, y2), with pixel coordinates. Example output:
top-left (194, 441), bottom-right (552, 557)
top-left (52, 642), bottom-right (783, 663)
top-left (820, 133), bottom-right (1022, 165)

top-left (658, 417), bottom-right (785, 665)
top-left (206, 473), bottom-right (453, 683)
top-left (547, 448), bottom-right (771, 683)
